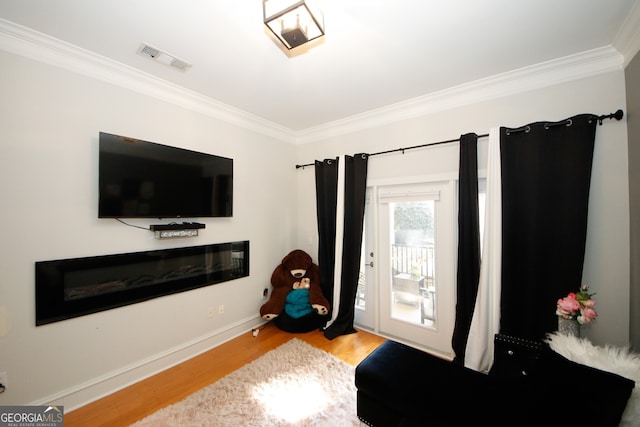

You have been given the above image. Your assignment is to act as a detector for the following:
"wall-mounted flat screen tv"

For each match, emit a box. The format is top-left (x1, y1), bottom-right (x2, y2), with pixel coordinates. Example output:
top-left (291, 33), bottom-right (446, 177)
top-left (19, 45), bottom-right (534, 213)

top-left (99, 132), bottom-right (233, 218)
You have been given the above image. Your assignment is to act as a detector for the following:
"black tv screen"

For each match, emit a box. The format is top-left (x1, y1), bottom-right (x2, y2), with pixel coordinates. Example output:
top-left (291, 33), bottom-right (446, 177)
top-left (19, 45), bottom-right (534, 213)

top-left (99, 132), bottom-right (233, 218)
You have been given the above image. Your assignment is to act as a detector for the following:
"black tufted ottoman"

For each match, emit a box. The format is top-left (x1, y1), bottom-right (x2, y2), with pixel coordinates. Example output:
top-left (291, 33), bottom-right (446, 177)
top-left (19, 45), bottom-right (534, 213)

top-left (355, 340), bottom-right (495, 426)
top-left (354, 338), bottom-right (634, 427)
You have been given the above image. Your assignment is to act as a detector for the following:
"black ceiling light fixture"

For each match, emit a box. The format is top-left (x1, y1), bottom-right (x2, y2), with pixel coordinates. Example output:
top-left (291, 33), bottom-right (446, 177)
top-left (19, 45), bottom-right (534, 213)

top-left (263, 0), bottom-right (324, 50)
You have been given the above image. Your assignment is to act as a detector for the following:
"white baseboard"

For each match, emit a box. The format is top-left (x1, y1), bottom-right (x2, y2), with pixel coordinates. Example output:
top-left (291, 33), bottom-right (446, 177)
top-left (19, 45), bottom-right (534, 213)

top-left (33, 315), bottom-right (265, 412)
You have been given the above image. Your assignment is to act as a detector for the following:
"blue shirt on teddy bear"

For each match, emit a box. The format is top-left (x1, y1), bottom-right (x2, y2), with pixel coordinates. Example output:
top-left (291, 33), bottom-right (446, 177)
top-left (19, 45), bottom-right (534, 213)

top-left (284, 289), bottom-right (313, 319)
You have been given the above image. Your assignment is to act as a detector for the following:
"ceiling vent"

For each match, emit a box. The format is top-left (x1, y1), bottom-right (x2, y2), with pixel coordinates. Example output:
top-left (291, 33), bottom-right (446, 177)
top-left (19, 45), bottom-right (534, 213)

top-left (137, 43), bottom-right (192, 72)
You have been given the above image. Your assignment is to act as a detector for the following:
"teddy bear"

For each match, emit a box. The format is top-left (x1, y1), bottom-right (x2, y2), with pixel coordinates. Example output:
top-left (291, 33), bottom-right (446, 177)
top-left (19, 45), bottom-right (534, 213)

top-left (260, 249), bottom-right (330, 320)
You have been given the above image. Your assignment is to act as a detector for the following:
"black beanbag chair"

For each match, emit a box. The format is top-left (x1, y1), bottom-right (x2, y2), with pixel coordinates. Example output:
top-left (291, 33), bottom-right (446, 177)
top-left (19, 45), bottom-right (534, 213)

top-left (274, 310), bottom-right (325, 333)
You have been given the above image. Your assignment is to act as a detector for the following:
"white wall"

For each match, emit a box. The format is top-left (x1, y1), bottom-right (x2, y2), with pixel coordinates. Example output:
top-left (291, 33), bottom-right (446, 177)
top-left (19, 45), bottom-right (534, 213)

top-left (625, 50), bottom-right (640, 351)
top-left (0, 51), bottom-right (297, 407)
top-left (294, 70), bottom-right (630, 348)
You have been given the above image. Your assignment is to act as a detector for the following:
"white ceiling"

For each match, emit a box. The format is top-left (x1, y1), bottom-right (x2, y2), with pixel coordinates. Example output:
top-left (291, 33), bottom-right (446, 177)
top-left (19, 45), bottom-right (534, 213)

top-left (1, 0), bottom-right (639, 132)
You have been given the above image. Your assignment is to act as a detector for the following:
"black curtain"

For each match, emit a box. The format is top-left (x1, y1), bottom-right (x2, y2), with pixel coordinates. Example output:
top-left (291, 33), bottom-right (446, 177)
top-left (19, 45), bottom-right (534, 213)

top-left (324, 154), bottom-right (369, 340)
top-left (500, 114), bottom-right (597, 340)
top-left (315, 158), bottom-right (339, 319)
top-left (451, 133), bottom-right (481, 364)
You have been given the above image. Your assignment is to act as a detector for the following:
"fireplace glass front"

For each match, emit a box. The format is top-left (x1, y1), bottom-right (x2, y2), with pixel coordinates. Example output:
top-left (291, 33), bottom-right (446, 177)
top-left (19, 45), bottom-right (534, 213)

top-left (35, 241), bottom-right (249, 325)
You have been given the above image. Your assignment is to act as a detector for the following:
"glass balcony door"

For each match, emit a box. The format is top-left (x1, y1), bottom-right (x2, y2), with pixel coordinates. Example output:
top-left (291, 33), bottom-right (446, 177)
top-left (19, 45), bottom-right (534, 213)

top-left (377, 181), bottom-right (456, 356)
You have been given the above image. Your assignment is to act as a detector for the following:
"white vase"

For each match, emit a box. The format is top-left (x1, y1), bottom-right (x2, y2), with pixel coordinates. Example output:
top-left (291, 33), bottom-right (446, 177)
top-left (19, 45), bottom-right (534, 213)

top-left (558, 316), bottom-right (580, 337)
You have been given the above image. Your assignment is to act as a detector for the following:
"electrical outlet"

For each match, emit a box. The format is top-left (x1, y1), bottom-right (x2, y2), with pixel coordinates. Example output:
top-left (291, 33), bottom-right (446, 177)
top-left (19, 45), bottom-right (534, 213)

top-left (218, 304), bottom-right (224, 315)
top-left (0, 371), bottom-right (7, 390)
top-left (207, 307), bottom-right (215, 318)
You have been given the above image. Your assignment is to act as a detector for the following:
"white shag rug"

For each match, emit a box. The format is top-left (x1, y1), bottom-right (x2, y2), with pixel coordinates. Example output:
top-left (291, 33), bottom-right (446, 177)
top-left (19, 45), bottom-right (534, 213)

top-left (130, 338), bottom-right (359, 427)
top-left (544, 332), bottom-right (640, 427)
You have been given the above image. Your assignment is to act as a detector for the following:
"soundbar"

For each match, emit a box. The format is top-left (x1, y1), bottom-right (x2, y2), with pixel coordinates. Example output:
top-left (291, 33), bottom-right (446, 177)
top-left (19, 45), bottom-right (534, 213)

top-left (149, 222), bottom-right (206, 231)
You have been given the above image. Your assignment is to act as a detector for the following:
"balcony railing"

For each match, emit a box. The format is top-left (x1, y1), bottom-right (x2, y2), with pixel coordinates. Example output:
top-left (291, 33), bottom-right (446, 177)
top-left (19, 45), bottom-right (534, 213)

top-left (391, 243), bottom-right (434, 287)
top-left (357, 243), bottom-right (435, 311)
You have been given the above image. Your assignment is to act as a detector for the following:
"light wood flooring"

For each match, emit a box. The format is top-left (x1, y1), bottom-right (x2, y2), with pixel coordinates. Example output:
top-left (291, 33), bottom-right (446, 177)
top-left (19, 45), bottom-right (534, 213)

top-left (64, 322), bottom-right (387, 426)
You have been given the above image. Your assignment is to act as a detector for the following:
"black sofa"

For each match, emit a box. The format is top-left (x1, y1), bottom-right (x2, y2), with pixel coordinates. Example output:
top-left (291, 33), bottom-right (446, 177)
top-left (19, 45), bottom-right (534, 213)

top-left (355, 336), bottom-right (635, 427)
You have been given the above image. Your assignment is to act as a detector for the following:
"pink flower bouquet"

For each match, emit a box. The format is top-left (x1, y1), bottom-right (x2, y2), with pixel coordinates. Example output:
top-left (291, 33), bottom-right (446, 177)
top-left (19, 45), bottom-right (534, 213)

top-left (556, 284), bottom-right (597, 325)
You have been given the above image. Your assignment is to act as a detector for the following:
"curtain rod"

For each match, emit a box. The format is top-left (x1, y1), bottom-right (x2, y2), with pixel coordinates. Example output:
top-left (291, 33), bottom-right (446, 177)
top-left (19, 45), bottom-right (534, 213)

top-left (295, 109), bottom-right (624, 170)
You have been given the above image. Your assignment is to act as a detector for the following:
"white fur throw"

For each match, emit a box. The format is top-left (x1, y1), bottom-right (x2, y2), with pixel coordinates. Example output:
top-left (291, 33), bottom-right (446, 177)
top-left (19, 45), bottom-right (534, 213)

top-left (544, 332), bottom-right (640, 427)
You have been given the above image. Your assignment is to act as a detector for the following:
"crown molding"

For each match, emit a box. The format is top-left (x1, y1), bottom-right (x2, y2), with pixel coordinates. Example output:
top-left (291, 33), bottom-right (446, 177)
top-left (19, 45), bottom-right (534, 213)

top-left (295, 46), bottom-right (624, 144)
top-left (0, 19), bottom-right (297, 143)
top-left (0, 19), bottom-right (626, 145)
top-left (613, 0), bottom-right (640, 67)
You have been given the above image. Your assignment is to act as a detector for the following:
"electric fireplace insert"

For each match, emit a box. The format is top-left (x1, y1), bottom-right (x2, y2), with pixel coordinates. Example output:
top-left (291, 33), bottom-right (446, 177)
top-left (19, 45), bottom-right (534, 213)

top-left (35, 241), bottom-right (249, 325)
